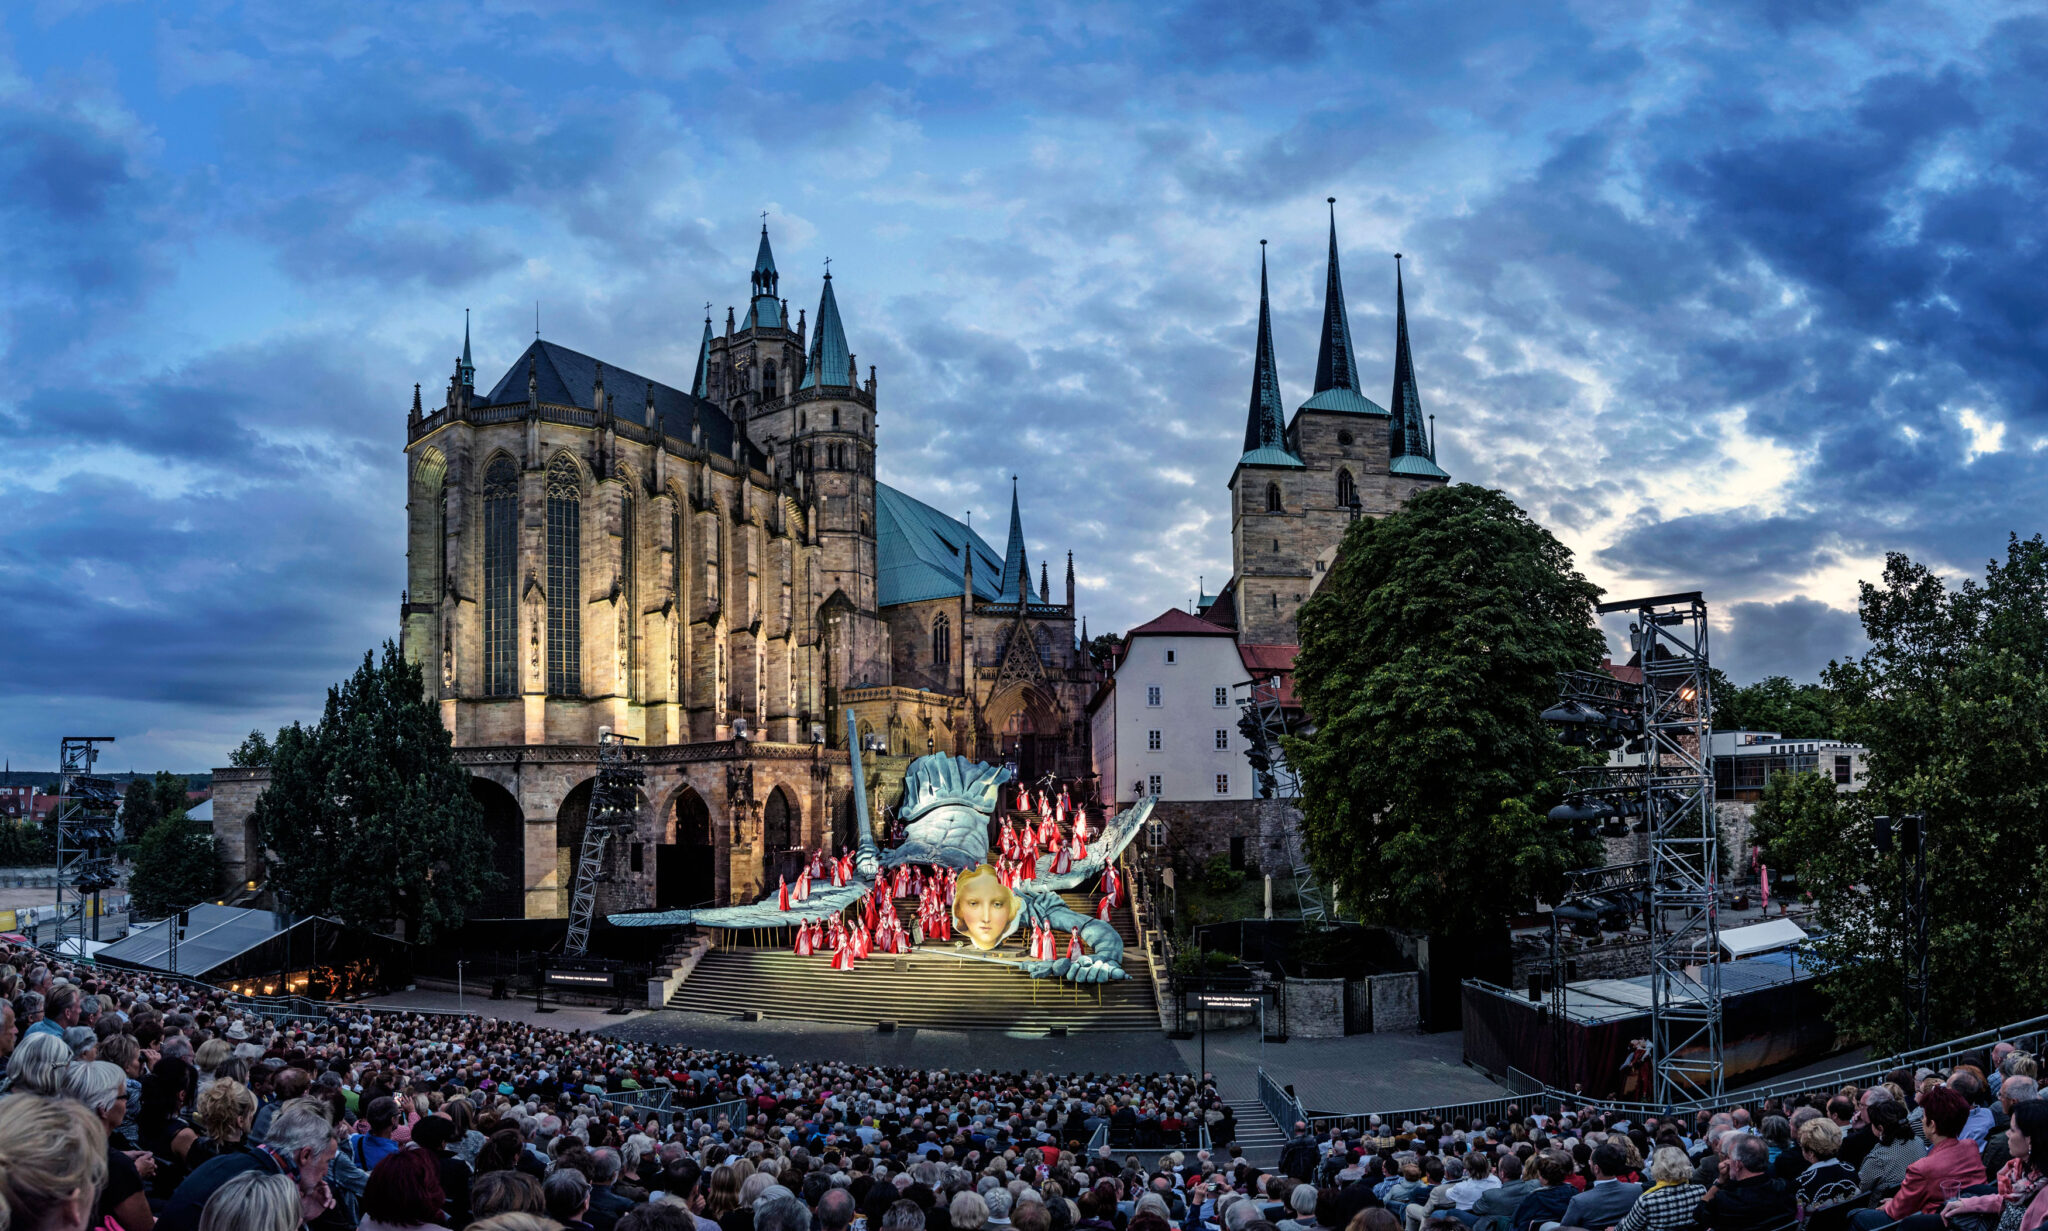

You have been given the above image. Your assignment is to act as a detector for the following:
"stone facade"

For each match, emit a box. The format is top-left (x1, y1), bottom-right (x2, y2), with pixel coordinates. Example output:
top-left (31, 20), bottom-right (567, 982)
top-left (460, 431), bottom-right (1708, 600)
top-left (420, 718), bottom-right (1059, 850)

top-left (213, 227), bottom-right (1095, 917)
top-left (1143, 798), bottom-right (1303, 879)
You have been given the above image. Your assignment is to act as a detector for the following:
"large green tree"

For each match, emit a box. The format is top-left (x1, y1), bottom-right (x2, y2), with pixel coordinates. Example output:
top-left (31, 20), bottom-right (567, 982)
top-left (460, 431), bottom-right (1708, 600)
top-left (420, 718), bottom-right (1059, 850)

top-left (1284, 484), bottom-right (1607, 935)
top-left (251, 643), bottom-right (497, 942)
top-left (129, 813), bottom-right (223, 917)
top-left (120, 777), bottom-right (163, 843)
top-left (1754, 538), bottom-right (2048, 1051)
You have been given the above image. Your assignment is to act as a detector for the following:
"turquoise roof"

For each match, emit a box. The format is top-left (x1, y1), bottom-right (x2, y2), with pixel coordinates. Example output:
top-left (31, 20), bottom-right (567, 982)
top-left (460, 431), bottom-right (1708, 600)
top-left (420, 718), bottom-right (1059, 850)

top-left (1238, 445), bottom-right (1306, 469)
top-left (1389, 453), bottom-right (1450, 479)
top-left (746, 295), bottom-right (784, 330)
top-left (996, 482), bottom-right (1031, 602)
top-left (876, 483), bottom-right (1005, 607)
top-left (754, 227), bottom-right (777, 276)
top-left (690, 316), bottom-right (712, 398)
top-left (800, 274), bottom-right (852, 389)
top-left (1299, 386), bottom-right (1388, 415)
top-left (747, 226), bottom-right (783, 329)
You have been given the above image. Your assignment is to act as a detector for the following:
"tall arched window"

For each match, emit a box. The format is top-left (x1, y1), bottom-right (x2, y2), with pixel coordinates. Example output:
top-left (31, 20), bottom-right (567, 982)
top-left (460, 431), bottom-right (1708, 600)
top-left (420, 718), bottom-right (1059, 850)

top-left (762, 360), bottom-right (778, 399)
top-left (620, 487), bottom-right (637, 684)
top-left (932, 615), bottom-right (951, 666)
top-left (1265, 482), bottom-right (1283, 512)
top-left (546, 455), bottom-right (582, 696)
top-left (1336, 468), bottom-right (1356, 510)
top-left (482, 457), bottom-right (518, 697)
top-left (671, 502), bottom-right (685, 698)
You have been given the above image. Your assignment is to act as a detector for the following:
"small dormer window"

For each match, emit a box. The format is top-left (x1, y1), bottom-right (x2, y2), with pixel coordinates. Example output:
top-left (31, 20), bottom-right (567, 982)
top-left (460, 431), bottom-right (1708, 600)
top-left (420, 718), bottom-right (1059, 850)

top-left (1165, 649), bottom-right (1177, 665)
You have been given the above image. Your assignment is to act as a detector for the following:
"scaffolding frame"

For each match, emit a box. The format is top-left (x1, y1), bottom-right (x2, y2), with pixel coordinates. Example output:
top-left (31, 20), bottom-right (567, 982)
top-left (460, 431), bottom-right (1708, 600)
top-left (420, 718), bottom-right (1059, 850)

top-left (1237, 674), bottom-right (1326, 925)
top-left (1602, 590), bottom-right (1724, 1107)
top-left (563, 730), bottom-right (643, 956)
top-left (56, 736), bottom-right (121, 950)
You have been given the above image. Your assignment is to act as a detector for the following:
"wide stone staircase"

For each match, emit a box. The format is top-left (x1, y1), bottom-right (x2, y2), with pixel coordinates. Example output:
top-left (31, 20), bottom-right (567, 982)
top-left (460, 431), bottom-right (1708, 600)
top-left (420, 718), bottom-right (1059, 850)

top-left (665, 890), bottom-right (1161, 1032)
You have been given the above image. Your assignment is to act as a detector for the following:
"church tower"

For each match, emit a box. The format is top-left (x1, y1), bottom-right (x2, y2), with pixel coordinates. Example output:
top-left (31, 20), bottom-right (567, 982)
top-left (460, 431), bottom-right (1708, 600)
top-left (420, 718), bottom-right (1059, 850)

top-left (1221, 206), bottom-right (1448, 647)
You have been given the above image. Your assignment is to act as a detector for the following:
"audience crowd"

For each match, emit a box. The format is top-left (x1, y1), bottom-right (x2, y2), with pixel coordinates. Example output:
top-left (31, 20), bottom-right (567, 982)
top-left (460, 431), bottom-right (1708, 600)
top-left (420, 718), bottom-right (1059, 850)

top-left (0, 937), bottom-right (2040, 1231)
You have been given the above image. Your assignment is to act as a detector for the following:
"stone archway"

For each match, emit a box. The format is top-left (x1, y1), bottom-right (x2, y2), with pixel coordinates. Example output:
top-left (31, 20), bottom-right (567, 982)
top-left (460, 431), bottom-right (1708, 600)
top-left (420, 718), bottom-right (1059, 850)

top-left (469, 776), bottom-right (527, 919)
top-left (659, 786), bottom-right (715, 911)
top-left (983, 683), bottom-right (1061, 781)
top-left (762, 785), bottom-right (801, 885)
top-left (555, 779), bottom-right (595, 918)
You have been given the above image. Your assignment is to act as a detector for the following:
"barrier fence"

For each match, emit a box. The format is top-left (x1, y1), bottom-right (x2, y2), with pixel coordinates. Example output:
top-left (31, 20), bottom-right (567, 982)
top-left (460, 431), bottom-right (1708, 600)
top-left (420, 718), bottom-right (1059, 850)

top-left (1259, 1007), bottom-right (2048, 1133)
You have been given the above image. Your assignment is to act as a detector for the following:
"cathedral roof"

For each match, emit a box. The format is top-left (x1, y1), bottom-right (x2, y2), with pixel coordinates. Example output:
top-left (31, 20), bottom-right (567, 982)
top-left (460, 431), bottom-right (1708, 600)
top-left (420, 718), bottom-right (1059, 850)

top-left (1387, 256), bottom-right (1440, 475)
top-left (996, 481), bottom-right (1032, 603)
top-left (800, 273), bottom-right (853, 390)
top-left (876, 483), bottom-right (1005, 607)
top-left (1298, 386), bottom-right (1389, 416)
top-left (1312, 199), bottom-right (1361, 399)
top-left (477, 339), bottom-right (768, 469)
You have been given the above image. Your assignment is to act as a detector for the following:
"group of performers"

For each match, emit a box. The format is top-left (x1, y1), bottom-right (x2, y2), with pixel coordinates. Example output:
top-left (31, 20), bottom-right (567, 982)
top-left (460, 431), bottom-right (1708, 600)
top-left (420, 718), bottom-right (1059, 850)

top-left (772, 848), bottom-right (856, 910)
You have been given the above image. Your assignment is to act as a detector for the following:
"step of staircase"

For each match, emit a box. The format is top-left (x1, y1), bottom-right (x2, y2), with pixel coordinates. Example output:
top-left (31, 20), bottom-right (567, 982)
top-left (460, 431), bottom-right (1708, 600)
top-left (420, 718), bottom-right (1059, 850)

top-left (668, 894), bottom-right (1159, 1032)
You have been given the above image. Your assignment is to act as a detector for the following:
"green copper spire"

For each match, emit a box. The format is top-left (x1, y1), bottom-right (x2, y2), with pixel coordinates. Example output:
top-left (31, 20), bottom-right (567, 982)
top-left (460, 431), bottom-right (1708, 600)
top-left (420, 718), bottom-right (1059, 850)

top-left (1313, 199), bottom-right (1358, 395)
top-left (691, 312), bottom-right (713, 399)
top-left (799, 271), bottom-right (852, 390)
top-left (1387, 254), bottom-right (1448, 479)
top-left (998, 477), bottom-right (1031, 603)
top-left (746, 224), bottom-right (783, 329)
top-left (1240, 241), bottom-right (1303, 467)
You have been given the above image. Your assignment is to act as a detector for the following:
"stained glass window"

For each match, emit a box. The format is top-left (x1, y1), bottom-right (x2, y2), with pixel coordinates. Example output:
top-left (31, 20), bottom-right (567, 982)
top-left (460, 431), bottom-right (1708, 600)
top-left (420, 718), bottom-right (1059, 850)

top-left (482, 457), bottom-right (518, 697)
top-left (546, 456), bottom-right (582, 696)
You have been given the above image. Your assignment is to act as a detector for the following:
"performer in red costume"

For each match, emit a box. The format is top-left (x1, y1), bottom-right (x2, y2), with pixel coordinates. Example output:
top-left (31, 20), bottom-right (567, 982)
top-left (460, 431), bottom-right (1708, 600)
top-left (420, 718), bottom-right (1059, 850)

top-left (1096, 895), bottom-right (1113, 921)
top-left (1066, 929), bottom-right (1084, 962)
top-left (793, 923), bottom-right (813, 955)
top-left (776, 876), bottom-right (791, 911)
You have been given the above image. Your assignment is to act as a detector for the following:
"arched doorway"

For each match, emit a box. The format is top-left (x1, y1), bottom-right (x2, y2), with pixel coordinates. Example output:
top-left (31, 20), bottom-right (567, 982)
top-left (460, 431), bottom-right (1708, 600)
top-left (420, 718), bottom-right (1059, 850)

top-left (835, 789), bottom-right (858, 851)
top-left (985, 683), bottom-right (1060, 783)
top-left (555, 779), bottom-right (593, 918)
top-left (659, 788), bottom-right (714, 911)
top-left (762, 786), bottom-right (801, 884)
top-left (469, 777), bottom-right (527, 919)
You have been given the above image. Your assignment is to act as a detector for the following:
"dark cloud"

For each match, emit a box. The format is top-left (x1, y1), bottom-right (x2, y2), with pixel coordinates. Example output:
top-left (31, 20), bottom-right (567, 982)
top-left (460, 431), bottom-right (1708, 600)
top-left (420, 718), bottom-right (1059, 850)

top-left (1718, 597), bottom-right (1869, 683)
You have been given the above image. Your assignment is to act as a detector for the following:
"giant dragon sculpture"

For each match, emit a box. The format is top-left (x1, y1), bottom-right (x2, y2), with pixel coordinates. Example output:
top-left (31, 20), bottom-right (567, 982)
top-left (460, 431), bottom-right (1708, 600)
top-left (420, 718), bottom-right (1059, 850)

top-left (608, 709), bottom-right (1156, 984)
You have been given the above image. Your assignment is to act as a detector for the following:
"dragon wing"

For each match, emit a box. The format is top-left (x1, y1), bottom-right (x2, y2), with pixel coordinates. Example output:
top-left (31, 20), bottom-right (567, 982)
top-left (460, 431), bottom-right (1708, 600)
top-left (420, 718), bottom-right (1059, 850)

top-left (1027, 795), bottom-right (1156, 892)
top-left (607, 878), bottom-right (871, 929)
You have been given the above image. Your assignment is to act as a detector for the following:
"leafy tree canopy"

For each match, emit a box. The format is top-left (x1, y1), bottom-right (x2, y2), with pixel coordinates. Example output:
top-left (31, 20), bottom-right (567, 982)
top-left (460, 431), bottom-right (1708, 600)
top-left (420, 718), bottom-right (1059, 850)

top-left (228, 730), bottom-right (273, 767)
top-left (120, 777), bottom-right (163, 843)
top-left (1284, 484), bottom-right (1606, 936)
top-left (250, 642), bottom-right (497, 943)
top-left (1757, 537), bottom-right (2048, 1050)
top-left (1711, 672), bottom-right (1840, 738)
top-left (129, 813), bottom-right (222, 918)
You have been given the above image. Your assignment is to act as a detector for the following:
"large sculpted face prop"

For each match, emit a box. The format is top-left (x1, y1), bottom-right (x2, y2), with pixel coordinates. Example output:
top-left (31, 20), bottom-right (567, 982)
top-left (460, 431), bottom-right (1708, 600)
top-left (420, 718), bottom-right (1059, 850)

top-left (953, 865), bottom-right (1021, 951)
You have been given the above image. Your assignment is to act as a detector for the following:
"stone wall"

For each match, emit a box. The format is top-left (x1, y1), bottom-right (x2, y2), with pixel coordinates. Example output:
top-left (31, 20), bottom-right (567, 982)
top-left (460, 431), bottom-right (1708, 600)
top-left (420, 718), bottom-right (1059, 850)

top-left (209, 768), bottom-right (271, 887)
top-left (1283, 976), bottom-right (1346, 1039)
top-left (1367, 971), bottom-right (1420, 1033)
top-left (1149, 798), bottom-right (1303, 879)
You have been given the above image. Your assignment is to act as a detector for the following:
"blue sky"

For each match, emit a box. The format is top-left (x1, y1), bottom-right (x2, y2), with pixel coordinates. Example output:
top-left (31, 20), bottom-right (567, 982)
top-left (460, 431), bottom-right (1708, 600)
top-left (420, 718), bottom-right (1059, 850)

top-left (2, 0), bottom-right (2043, 771)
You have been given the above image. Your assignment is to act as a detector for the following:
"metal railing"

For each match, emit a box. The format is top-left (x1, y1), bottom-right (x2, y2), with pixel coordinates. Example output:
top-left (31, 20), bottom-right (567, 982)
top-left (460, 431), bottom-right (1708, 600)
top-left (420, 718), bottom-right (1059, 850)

top-left (1260, 1007), bottom-right (2048, 1131)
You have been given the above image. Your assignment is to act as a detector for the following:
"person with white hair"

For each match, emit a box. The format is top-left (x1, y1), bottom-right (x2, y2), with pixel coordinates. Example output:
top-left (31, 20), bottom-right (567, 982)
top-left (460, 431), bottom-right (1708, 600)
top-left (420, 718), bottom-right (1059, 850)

top-left (198, 1171), bottom-right (300, 1231)
top-left (66, 1058), bottom-right (155, 1231)
top-left (5, 1028), bottom-right (72, 1095)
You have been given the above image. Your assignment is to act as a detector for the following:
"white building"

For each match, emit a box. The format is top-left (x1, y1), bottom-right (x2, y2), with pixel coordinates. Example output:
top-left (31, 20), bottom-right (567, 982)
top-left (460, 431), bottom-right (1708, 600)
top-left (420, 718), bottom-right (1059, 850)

top-left (1089, 608), bottom-right (1252, 808)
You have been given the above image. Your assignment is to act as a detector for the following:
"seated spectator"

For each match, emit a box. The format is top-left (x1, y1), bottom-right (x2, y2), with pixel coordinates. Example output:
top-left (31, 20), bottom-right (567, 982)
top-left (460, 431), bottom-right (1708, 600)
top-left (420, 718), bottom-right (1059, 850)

top-left (359, 1146), bottom-right (446, 1231)
top-left (156, 1096), bottom-right (347, 1231)
top-left (1941, 1100), bottom-right (2048, 1231)
top-left (1851, 1085), bottom-right (1985, 1230)
top-left (1471, 1154), bottom-right (1532, 1228)
top-left (1983, 1078), bottom-right (2040, 1178)
top-left (1615, 1146), bottom-right (1704, 1231)
top-left (1509, 1154), bottom-right (1573, 1231)
top-left (63, 1058), bottom-right (153, 1231)
top-left (0, 1094), bottom-right (108, 1230)
top-left (472, 1170), bottom-right (546, 1220)
top-left (1792, 1116), bottom-right (1860, 1228)
top-left (185, 1077), bottom-right (258, 1172)
top-left (1552, 1142), bottom-right (1640, 1231)
top-left (197, 1171), bottom-right (299, 1231)
top-left (547, 1167), bottom-right (597, 1231)
top-left (1858, 1098), bottom-right (1925, 1197)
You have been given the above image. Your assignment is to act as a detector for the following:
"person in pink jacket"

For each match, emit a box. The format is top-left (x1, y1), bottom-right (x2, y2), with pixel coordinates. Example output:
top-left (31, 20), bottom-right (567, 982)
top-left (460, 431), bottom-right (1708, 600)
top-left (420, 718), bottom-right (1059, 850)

top-left (1942, 1101), bottom-right (2048, 1231)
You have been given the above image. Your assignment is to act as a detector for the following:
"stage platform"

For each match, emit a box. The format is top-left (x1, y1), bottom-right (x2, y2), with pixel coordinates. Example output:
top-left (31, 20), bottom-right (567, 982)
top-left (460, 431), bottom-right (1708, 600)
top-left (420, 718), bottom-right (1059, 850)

top-left (1460, 956), bottom-right (1836, 1098)
top-left (666, 892), bottom-right (1162, 1033)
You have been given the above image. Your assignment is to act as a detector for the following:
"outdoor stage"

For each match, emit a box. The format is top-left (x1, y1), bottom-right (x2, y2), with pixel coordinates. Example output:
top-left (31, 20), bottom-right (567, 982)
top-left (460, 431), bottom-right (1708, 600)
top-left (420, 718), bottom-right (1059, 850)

top-left (1458, 953), bottom-right (1836, 1099)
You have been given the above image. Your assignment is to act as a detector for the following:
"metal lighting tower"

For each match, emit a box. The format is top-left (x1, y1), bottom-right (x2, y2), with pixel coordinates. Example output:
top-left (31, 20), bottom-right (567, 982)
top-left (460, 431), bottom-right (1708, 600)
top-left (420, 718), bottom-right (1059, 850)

top-left (563, 729), bottom-right (643, 956)
top-left (1236, 674), bottom-right (1327, 924)
top-left (56, 737), bottom-right (121, 950)
top-left (1602, 590), bottom-right (1723, 1107)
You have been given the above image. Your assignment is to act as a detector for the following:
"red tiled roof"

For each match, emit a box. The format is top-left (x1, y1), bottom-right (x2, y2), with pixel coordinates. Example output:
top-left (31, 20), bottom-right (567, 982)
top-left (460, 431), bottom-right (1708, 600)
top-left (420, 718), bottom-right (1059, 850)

top-left (1601, 656), bottom-right (1644, 686)
top-left (1237, 643), bottom-right (1300, 707)
top-left (1126, 608), bottom-right (1236, 638)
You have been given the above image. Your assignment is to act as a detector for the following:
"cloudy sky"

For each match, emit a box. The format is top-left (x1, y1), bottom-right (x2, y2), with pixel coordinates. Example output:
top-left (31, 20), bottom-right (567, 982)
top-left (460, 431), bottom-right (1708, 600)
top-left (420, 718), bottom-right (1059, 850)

top-left (2, 0), bottom-right (2042, 772)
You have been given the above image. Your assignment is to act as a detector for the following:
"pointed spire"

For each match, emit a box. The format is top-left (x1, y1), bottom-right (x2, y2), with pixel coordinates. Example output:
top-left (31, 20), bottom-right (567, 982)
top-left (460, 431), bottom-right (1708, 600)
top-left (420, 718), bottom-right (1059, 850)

top-left (747, 223), bottom-right (783, 329)
top-left (1240, 241), bottom-right (1295, 464)
top-left (1039, 560), bottom-right (1050, 603)
top-left (1389, 253), bottom-right (1432, 461)
top-left (1065, 549), bottom-right (1075, 609)
top-left (410, 382), bottom-right (423, 421)
top-left (1313, 199), bottom-right (1358, 394)
top-left (459, 308), bottom-right (475, 388)
top-left (998, 477), bottom-right (1030, 603)
top-left (800, 270), bottom-right (852, 390)
top-left (691, 312), bottom-right (713, 399)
